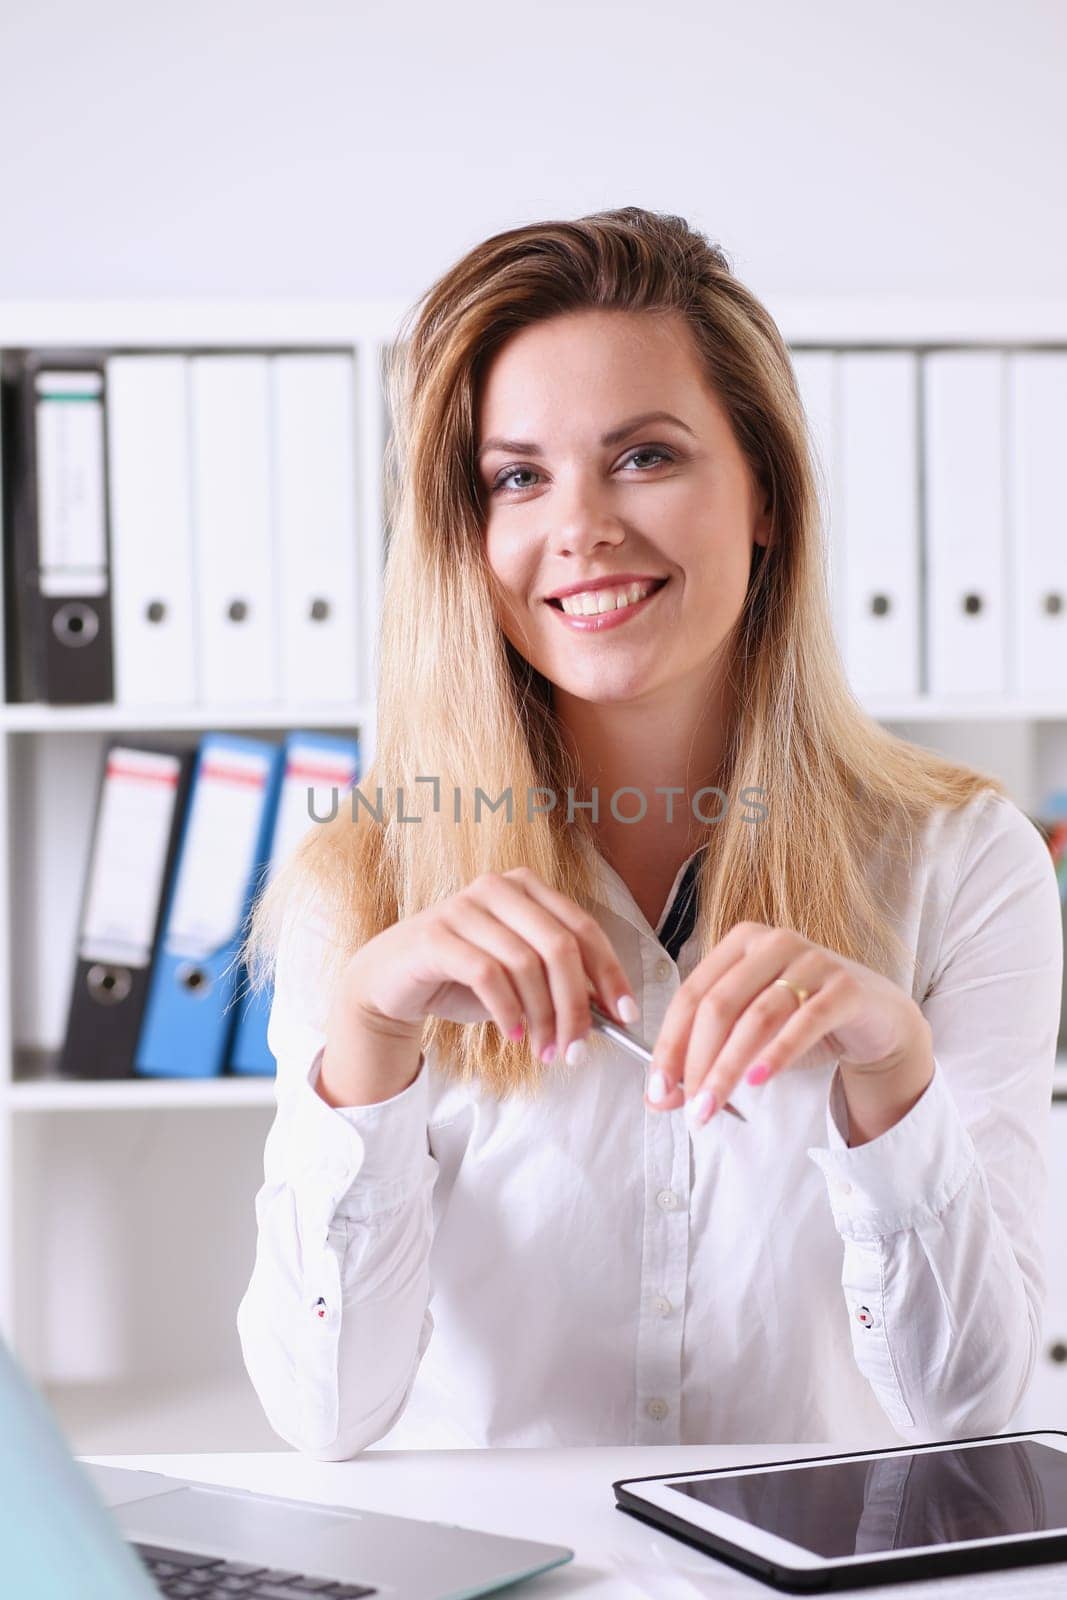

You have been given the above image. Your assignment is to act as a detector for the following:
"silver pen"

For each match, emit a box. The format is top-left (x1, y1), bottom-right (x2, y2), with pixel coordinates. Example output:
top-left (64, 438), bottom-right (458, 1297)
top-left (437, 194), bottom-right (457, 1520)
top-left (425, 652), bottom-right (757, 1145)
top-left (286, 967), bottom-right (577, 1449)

top-left (588, 1000), bottom-right (747, 1122)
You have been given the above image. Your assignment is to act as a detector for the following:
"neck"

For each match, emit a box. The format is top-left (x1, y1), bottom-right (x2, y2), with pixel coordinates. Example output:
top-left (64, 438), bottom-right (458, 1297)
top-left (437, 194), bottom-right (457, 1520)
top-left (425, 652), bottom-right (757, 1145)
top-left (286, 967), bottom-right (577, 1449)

top-left (553, 669), bottom-right (734, 923)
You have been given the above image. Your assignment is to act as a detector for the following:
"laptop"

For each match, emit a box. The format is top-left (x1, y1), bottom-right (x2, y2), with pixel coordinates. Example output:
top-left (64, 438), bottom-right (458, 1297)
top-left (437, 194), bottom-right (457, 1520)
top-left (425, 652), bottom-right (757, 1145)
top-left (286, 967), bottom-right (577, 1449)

top-left (1, 1337), bottom-right (574, 1599)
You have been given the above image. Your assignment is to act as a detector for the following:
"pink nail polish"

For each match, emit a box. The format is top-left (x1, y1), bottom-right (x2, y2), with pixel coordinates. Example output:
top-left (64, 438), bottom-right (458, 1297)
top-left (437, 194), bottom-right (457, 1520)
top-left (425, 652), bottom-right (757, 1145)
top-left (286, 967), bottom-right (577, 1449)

top-left (541, 1042), bottom-right (558, 1064)
top-left (746, 1062), bottom-right (772, 1086)
top-left (509, 1025), bottom-right (525, 1042)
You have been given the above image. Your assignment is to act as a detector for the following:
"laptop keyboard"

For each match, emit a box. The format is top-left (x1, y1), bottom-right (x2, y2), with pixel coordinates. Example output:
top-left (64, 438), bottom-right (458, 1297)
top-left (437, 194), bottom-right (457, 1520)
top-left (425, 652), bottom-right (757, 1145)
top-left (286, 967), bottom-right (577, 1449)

top-left (133, 1540), bottom-right (377, 1598)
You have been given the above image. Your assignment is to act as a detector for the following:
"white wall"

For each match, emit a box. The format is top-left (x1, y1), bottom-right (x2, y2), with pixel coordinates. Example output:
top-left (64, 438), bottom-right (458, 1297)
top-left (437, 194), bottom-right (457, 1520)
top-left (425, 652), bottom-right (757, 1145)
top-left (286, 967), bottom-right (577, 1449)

top-left (0, 0), bottom-right (1064, 302)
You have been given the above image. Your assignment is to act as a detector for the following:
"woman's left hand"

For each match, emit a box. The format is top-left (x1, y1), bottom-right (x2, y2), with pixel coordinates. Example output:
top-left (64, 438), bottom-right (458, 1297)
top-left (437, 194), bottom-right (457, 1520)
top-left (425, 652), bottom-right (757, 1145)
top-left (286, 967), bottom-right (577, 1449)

top-left (646, 921), bottom-right (932, 1124)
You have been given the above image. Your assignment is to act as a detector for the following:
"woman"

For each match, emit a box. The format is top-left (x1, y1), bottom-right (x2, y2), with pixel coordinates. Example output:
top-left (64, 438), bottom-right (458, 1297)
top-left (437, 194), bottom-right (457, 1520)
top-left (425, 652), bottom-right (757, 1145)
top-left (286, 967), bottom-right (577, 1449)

top-left (236, 207), bottom-right (1063, 1459)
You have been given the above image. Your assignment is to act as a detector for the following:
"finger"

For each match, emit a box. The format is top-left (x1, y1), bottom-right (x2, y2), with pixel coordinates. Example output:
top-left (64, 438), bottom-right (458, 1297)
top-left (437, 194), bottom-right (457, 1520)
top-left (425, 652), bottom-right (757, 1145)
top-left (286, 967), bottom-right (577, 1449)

top-left (646, 923), bottom-right (761, 1093)
top-left (467, 875), bottom-right (603, 1062)
top-left (740, 970), bottom-right (863, 1086)
top-left (429, 925), bottom-right (528, 1041)
top-left (649, 928), bottom-right (796, 1101)
top-left (687, 953), bottom-right (832, 1110)
top-left (444, 898), bottom-right (558, 1058)
top-left (501, 867), bottom-right (639, 1025)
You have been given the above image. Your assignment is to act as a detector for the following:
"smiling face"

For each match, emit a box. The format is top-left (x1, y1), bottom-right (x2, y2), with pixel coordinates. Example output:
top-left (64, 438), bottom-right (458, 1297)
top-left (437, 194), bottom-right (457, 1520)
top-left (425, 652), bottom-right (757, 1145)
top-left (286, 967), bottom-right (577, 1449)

top-left (476, 308), bottom-right (771, 710)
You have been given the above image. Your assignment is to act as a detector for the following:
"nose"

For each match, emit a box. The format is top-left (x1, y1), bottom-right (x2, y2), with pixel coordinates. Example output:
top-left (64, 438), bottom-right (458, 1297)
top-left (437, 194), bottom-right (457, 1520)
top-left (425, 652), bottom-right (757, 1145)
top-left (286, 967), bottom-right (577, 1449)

top-left (546, 471), bottom-right (626, 557)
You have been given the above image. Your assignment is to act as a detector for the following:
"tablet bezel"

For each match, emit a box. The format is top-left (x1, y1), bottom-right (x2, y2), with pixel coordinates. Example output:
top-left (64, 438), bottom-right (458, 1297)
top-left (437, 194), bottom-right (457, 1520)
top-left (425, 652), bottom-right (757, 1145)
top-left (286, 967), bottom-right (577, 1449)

top-left (615, 1430), bottom-right (1067, 1574)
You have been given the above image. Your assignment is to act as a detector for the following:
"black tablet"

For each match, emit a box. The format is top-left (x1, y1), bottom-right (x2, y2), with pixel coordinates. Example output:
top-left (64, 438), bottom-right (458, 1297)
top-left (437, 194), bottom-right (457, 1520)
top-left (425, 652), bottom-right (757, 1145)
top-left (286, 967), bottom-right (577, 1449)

top-left (614, 1430), bottom-right (1067, 1593)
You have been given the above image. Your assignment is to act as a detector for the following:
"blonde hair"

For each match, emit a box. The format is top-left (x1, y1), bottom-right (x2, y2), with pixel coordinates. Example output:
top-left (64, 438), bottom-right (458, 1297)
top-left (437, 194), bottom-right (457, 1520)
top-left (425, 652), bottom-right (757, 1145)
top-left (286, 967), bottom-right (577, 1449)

top-left (241, 205), bottom-right (1003, 1101)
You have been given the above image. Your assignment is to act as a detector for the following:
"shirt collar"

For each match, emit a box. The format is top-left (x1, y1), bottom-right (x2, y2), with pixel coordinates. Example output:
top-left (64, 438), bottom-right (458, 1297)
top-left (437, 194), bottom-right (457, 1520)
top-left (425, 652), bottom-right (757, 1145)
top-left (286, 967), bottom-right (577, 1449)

top-left (576, 830), bottom-right (708, 944)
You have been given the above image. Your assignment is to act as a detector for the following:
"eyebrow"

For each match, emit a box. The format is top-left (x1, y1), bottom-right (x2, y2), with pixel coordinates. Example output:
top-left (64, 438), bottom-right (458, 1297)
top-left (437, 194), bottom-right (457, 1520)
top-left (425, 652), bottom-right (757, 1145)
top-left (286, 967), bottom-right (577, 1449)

top-left (475, 410), bottom-right (697, 464)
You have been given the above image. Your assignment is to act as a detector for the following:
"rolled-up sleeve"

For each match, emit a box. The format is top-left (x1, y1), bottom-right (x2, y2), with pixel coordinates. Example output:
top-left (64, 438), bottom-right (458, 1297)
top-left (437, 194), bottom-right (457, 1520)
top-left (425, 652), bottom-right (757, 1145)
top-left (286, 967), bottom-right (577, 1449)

top-left (236, 904), bottom-right (439, 1459)
top-left (806, 795), bottom-right (1063, 1442)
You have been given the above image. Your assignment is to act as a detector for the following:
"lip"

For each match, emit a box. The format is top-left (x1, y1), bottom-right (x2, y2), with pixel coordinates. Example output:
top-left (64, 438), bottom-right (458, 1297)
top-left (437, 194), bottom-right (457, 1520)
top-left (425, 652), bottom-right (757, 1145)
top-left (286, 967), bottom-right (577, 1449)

top-left (546, 577), bottom-right (669, 632)
top-left (543, 572), bottom-right (667, 602)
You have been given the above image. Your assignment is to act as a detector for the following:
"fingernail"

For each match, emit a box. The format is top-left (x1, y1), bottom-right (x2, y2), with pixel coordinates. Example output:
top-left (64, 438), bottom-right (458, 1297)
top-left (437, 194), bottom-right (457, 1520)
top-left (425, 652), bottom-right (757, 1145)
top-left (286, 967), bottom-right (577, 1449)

top-left (687, 1088), bottom-right (716, 1127)
top-left (540, 1042), bottom-right (558, 1064)
top-left (508, 1025), bottom-right (525, 1042)
top-left (747, 1062), bottom-right (772, 1086)
top-left (647, 1069), bottom-right (669, 1104)
top-left (565, 1037), bottom-right (589, 1067)
top-left (617, 994), bottom-right (640, 1024)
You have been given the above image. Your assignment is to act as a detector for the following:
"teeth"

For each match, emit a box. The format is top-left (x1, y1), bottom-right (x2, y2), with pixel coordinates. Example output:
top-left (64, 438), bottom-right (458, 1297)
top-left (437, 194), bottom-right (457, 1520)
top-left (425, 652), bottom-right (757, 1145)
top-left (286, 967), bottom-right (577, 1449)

top-left (558, 580), bottom-right (658, 617)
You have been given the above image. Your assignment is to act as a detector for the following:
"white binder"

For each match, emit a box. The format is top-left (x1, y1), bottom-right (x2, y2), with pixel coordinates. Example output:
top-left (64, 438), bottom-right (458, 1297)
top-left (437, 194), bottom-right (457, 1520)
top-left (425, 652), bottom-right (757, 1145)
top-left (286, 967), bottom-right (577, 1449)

top-left (791, 350), bottom-right (842, 640)
top-left (80, 746), bottom-right (185, 969)
top-left (105, 356), bottom-right (198, 705)
top-left (189, 356), bottom-right (278, 706)
top-left (1008, 353), bottom-right (1067, 699)
top-left (922, 351), bottom-right (1007, 698)
top-left (837, 352), bottom-right (921, 700)
top-left (268, 735), bottom-right (360, 868)
top-left (271, 354), bottom-right (360, 705)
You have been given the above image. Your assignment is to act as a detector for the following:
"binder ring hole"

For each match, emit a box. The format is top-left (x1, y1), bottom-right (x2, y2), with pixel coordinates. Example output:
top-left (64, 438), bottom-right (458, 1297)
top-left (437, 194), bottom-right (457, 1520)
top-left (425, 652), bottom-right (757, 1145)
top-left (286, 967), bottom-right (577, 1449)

top-left (869, 594), bottom-right (891, 617)
top-left (309, 598), bottom-right (331, 623)
top-left (228, 599), bottom-right (249, 623)
top-left (86, 964), bottom-right (132, 1006)
top-left (1044, 593), bottom-right (1064, 616)
top-left (1051, 1341), bottom-right (1067, 1365)
top-left (962, 593), bottom-right (983, 616)
top-left (176, 963), bottom-right (212, 997)
top-left (146, 600), bottom-right (167, 624)
top-left (52, 601), bottom-right (100, 647)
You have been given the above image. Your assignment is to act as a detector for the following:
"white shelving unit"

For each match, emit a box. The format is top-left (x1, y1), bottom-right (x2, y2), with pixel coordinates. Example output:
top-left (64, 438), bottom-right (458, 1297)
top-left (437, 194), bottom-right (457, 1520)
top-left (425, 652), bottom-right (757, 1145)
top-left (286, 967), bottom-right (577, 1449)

top-left (1, 296), bottom-right (1066, 1454)
top-left (0, 300), bottom-right (403, 1453)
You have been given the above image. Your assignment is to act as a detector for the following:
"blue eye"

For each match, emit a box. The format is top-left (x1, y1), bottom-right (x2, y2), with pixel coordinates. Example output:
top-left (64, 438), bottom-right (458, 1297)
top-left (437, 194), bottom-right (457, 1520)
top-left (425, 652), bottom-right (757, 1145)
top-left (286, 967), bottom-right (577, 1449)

top-left (492, 465), bottom-right (540, 494)
top-left (623, 447), bottom-right (672, 471)
top-left (489, 445), bottom-right (674, 496)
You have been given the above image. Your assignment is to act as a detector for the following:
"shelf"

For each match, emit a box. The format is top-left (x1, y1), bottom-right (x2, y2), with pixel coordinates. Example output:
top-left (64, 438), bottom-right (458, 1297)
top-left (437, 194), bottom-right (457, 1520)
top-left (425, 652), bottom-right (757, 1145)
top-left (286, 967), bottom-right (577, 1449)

top-left (0, 297), bottom-right (409, 346)
top-left (5, 1070), bottom-right (276, 1112)
top-left (6, 294), bottom-right (1067, 349)
top-left (0, 701), bottom-right (373, 733)
top-left (868, 701), bottom-right (1067, 723)
top-left (2, 698), bottom-right (1066, 733)
top-left (769, 298), bottom-right (1067, 343)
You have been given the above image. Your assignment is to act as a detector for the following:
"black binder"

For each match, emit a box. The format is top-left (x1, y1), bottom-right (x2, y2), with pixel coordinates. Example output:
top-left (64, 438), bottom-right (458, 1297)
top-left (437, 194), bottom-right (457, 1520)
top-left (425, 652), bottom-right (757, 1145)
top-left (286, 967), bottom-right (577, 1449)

top-left (58, 738), bottom-right (195, 1080)
top-left (1, 348), bottom-right (115, 703)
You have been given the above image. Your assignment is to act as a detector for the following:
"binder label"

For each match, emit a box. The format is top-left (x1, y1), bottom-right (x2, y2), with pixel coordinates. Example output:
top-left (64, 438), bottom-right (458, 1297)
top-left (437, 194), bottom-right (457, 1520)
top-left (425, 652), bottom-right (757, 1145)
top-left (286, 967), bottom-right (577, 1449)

top-left (166, 749), bottom-right (271, 960)
top-left (34, 371), bottom-right (109, 597)
top-left (81, 748), bottom-right (183, 967)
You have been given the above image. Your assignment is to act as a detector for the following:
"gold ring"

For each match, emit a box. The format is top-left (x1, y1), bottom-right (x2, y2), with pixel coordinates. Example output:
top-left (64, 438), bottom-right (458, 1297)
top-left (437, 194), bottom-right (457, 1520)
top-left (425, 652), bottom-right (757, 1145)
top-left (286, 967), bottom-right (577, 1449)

top-left (773, 977), bottom-right (810, 1008)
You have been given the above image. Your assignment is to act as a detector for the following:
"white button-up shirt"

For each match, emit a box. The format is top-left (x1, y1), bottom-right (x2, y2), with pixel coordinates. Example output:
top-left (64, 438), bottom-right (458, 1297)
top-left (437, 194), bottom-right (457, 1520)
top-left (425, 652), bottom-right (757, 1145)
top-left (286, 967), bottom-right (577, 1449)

top-left (236, 790), bottom-right (1063, 1459)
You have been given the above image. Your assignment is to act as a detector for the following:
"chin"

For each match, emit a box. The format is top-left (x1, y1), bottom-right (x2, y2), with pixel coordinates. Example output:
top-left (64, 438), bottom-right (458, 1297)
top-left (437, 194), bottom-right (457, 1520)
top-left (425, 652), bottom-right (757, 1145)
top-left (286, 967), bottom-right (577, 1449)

top-left (558, 669), bottom-right (656, 702)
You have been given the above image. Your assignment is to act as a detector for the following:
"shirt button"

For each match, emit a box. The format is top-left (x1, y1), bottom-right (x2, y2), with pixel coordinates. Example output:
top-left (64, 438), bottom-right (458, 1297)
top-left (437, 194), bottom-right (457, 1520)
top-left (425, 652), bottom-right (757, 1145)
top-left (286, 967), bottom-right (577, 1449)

top-left (832, 1178), bottom-right (853, 1197)
top-left (654, 957), bottom-right (671, 983)
top-left (646, 1398), bottom-right (669, 1422)
top-left (656, 1188), bottom-right (680, 1212)
top-left (654, 1296), bottom-right (673, 1317)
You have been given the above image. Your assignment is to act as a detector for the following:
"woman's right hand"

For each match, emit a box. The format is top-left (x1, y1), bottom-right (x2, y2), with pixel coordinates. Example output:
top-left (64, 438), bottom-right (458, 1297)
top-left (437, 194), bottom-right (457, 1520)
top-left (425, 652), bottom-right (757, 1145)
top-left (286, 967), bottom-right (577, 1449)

top-left (341, 865), bottom-right (639, 1065)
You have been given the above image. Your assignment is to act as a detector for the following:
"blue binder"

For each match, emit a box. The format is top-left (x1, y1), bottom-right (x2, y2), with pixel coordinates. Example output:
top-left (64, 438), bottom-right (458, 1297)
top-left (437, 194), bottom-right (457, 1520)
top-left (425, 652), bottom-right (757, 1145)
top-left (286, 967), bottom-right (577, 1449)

top-left (133, 734), bottom-right (284, 1078)
top-left (229, 730), bottom-right (360, 1075)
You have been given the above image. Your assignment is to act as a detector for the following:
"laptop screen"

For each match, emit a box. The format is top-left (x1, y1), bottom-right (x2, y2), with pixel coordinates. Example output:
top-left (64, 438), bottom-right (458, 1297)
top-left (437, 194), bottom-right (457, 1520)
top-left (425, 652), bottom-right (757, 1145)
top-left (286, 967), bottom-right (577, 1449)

top-left (0, 1337), bottom-right (156, 1599)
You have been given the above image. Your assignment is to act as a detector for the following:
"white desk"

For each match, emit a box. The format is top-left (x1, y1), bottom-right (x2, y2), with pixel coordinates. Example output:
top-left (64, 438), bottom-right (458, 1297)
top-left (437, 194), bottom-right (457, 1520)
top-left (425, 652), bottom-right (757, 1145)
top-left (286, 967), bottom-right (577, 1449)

top-left (88, 1443), bottom-right (1067, 1598)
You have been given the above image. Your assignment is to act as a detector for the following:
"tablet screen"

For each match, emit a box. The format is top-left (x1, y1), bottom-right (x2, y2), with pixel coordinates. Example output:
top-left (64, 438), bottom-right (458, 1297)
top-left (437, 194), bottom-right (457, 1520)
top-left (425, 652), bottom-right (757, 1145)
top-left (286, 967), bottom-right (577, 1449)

top-left (667, 1440), bottom-right (1067, 1558)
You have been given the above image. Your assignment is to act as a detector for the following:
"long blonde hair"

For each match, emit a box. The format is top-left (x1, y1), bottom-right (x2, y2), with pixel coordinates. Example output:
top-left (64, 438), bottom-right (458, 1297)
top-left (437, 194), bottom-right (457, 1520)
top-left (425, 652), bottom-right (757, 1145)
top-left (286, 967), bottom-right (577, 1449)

top-left (241, 206), bottom-right (1003, 1100)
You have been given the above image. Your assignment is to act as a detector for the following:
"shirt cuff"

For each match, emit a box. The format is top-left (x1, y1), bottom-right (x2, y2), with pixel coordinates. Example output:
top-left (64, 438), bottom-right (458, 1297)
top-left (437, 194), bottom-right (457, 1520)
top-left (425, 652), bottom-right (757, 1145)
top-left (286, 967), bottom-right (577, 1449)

top-left (805, 1056), bottom-right (978, 1241)
top-left (285, 1047), bottom-right (431, 1223)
